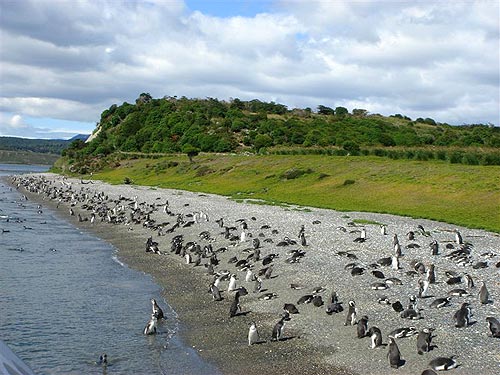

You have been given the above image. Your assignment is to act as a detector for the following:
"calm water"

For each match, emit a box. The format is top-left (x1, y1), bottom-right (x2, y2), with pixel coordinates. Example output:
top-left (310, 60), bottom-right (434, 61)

top-left (0, 164), bottom-right (220, 374)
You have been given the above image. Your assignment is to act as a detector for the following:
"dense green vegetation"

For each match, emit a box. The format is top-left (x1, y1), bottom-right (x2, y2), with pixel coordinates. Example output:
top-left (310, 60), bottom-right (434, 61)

top-left (53, 153), bottom-right (500, 233)
top-left (64, 94), bottom-right (500, 166)
top-left (0, 136), bottom-right (76, 154)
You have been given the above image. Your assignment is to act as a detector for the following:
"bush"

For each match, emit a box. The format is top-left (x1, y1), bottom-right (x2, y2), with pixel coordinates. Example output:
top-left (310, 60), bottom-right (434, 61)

top-left (123, 177), bottom-right (133, 184)
top-left (343, 179), bottom-right (355, 185)
top-left (280, 168), bottom-right (313, 180)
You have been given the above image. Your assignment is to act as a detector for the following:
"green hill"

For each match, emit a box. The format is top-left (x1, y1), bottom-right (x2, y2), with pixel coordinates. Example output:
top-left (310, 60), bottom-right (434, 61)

top-left (65, 94), bottom-right (500, 166)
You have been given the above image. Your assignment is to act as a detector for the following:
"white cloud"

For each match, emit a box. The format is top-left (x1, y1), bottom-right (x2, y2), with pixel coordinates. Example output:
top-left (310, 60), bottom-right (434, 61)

top-left (0, 0), bottom-right (498, 130)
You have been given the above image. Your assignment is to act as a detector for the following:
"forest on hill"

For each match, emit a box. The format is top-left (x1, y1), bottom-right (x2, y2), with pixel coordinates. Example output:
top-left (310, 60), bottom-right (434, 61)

top-left (0, 136), bottom-right (87, 155)
top-left (63, 93), bottom-right (500, 168)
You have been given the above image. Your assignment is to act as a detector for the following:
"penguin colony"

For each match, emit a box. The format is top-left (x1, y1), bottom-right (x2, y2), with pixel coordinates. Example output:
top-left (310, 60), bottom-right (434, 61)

top-left (11, 175), bottom-right (500, 375)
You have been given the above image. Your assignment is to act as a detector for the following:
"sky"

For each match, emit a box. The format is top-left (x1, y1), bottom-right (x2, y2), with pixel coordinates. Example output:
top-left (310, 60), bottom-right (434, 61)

top-left (0, 0), bottom-right (499, 139)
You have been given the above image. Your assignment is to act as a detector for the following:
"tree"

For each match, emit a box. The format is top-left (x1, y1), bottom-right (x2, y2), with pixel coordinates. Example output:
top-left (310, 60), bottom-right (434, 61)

top-left (182, 143), bottom-right (200, 163)
top-left (335, 106), bottom-right (349, 117)
top-left (352, 108), bottom-right (368, 117)
top-left (317, 105), bottom-right (335, 115)
top-left (254, 133), bottom-right (273, 151)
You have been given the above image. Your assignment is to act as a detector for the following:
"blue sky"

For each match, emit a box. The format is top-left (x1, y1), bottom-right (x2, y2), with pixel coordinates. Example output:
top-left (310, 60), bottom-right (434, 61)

top-left (0, 0), bottom-right (499, 139)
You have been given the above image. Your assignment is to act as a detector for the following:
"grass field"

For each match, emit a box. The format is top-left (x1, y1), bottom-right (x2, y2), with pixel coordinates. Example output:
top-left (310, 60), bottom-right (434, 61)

top-left (71, 154), bottom-right (500, 232)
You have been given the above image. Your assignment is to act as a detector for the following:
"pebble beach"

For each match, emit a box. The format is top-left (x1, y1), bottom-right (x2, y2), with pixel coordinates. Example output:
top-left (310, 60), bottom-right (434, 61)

top-left (10, 173), bottom-right (500, 375)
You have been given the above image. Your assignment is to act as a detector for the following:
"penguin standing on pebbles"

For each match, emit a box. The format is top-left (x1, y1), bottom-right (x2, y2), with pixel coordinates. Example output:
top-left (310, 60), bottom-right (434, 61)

top-left (387, 336), bottom-right (402, 368)
top-left (454, 303), bottom-right (471, 328)
top-left (368, 326), bottom-right (383, 348)
top-left (248, 322), bottom-right (260, 345)
top-left (271, 317), bottom-right (286, 341)
top-left (479, 281), bottom-right (490, 304)
top-left (344, 300), bottom-right (357, 326)
top-left (357, 316), bottom-right (369, 338)
top-left (417, 328), bottom-right (433, 354)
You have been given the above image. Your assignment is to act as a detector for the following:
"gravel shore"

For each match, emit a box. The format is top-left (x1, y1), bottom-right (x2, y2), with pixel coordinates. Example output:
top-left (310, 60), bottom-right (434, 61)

top-left (9, 173), bottom-right (500, 375)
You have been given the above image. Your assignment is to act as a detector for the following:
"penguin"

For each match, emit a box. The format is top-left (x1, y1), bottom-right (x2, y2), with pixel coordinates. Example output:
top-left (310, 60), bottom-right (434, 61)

top-left (368, 326), bottom-right (383, 348)
top-left (430, 297), bottom-right (451, 308)
top-left (453, 302), bottom-right (471, 328)
top-left (248, 322), bottom-right (260, 345)
top-left (284, 303), bottom-right (299, 314)
top-left (228, 274), bottom-right (237, 292)
top-left (479, 281), bottom-right (490, 304)
top-left (465, 274), bottom-right (474, 289)
top-left (264, 265), bottom-right (273, 279)
top-left (151, 298), bottom-right (164, 320)
top-left (391, 255), bottom-right (400, 270)
top-left (372, 270), bottom-right (385, 279)
top-left (312, 295), bottom-right (324, 307)
top-left (97, 353), bottom-right (108, 366)
top-left (416, 328), bottom-right (433, 354)
top-left (325, 291), bottom-right (343, 314)
top-left (400, 308), bottom-right (422, 320)
top-left (245, 269), bottom-right (255, 282)
top-left (229, 289), bottom-right (246, 318)
top-left (392, 301), bottom-right (404, 312)
top-left (210, 283), bottom-right (223, 301)
top-left (380, 225), bottom-right (387, 235)
top-left (429, 240), bottom-right (439, 255)
top-left (426, 264), bottom-right (436, 284)
top-left (387, 336), bottom-right (402, 368)
top-left (485, 317), bottom-right (500, 337)
top-left (357, 315), bottom-right (369, 338)
top-left (253, 277), bottom-right (262, 293)
top-left (389, 326), bottom-right (418, 338)
top-left (271, 317), bottom-right (286, 341)
top-left (143, 314), bottom-right (157, 335)
top-left (428, 356), bottom-right (458, 371)
top-left (252, 238), bottom-right (260, 250)
top-left (344, 300), bottom-right (357, 326)
top-left (454, 229), bottom-right (463, 245)
top-left (418, 278), bottom-right (429, 298)
top-left (394, 243), bottom-right (402, 258)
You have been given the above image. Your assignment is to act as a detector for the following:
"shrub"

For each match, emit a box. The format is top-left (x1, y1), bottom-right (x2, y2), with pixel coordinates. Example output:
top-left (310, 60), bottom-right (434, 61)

top-left (280, 168), bottom-right (313, 180)
top-left (343, 179), bottom-right (355, 185)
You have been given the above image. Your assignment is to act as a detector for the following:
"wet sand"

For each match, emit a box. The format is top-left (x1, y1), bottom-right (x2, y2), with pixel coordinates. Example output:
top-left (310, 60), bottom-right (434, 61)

top-left (9, 174), bottom-right (500, 375)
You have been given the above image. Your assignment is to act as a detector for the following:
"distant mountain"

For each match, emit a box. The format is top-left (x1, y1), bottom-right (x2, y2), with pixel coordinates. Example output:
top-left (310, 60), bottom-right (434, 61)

top-left (69, 134), bottom-right (90, 142)
top-left (0, 136), bottom-right (71, 155)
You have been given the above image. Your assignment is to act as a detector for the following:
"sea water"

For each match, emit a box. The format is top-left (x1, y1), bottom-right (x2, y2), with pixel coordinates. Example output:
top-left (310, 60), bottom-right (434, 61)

top-left (0, 164), bottom-right (220, 374)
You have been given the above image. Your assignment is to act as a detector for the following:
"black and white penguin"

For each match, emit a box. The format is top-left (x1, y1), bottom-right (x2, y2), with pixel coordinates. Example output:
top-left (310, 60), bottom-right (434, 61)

top-left (380, 225), bottom-right (387, 235)
top-left (426, 264), bottom-right (436, 284)
top-left (416, 328), bottom-right (433, 355)
top-left (271, 317), bottom-right (286, 341)
top-left (453, 302), bottom-right (471, 328)
top-left (479, 281), bottom-right (490, 304)
top-left (454, 229), bottom-right (463, 245)
top-left (283, 302), bottom-right (299, 315)
top-left (428, 356), bottom-right (458, 371)
top-left (387, 336), bottom-right (402, 369)
top-left (143, 314), bottom-right (157, 335)
top-left (389, 326), bottom-right (418, 338)
top-left (486, 317), bottom-right (500, 337)
top-left (97, 353), bottom-right (108, 366)
top-left (430, 297), bottom-right (451, 308)
top-left (429, 240), bottom-right (439, 255)
top-left (209, 283), bottom-right (223, 301)
top-left (357, 316), bottom-right (369, 338)
top-left (368, 326), bottom-right (383, 349)
top-left (400, 308), bottom-right (422, 320)
top-left (248, 322), bottom-right (260, 345)
top-left (465, 274), bottom-right (474, 289)
top-left (344, 300), bottom-right (357, 326)
top-left (229, 289), bottom-right (244, 318)
top-left (418, 278), bottom-right (430, 298)
top-left (227, 274), bottom-right (238, 292)
top-left (391, 255), bottom-right (400, 270)
top-left (151, 299), bottom-right (164, 320)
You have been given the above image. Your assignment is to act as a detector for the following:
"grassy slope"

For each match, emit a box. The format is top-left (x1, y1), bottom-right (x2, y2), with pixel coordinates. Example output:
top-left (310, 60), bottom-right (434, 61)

top-left (87, 154), bottom-right (500, 232)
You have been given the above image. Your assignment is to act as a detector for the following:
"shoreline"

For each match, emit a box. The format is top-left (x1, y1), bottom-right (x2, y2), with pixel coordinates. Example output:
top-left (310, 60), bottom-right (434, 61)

top-left (8, 173), bottom-right (500, 375)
